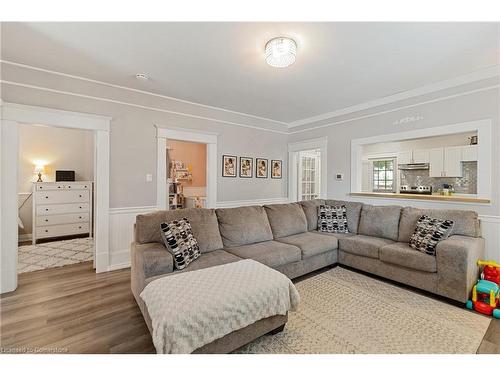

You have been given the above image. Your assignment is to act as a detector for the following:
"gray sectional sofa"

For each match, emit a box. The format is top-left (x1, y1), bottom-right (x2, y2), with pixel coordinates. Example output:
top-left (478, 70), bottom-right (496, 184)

top-left (131, 199), bottom-right (484, 352)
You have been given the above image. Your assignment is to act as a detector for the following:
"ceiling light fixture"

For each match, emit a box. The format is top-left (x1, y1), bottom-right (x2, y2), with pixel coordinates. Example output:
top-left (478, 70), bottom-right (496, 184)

top-left (265, 37), bottom-right (297, 68)
top-left (136, 73), bottom-right (150, 80)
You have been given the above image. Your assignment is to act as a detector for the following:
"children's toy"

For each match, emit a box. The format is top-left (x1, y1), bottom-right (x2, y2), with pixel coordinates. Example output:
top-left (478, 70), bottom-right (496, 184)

top-left (466, 260), bottom-right (500, 318)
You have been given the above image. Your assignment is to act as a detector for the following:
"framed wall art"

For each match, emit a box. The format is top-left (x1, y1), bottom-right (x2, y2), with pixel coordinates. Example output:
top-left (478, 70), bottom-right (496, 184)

top-left (271, 160), bottom-right (282, 179)
top-left (222, 155), bottom-right (237, 177)
top-left (239, 157), bottom-right (253, 178)
top-left (256, 158), bottom-right (268, 178)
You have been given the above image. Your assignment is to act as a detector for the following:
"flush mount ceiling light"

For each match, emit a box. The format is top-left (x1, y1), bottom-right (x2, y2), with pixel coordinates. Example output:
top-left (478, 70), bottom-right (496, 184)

top-left (265, 37), bottom-right (297, 68)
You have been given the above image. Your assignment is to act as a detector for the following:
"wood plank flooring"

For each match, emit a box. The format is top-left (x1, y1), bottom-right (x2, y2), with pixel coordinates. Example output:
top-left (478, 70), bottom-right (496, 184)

top-left (1, 261), bottom-right (498, 354)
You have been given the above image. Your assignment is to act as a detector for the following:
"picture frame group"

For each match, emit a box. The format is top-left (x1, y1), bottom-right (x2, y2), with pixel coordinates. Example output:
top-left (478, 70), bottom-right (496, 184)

top-left (222, 155), bottom-right (282, 179)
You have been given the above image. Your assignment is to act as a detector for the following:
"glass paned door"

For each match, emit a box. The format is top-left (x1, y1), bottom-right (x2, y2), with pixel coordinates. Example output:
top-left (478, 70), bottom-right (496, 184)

top-left (297, 149), bottom-right (321, 201)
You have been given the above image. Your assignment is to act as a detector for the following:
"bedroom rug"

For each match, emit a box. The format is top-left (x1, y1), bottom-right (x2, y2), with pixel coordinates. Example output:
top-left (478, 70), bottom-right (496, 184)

top-left (18, 238), bottom-right (93, 273)
top-left (236, 266), bottom-right (490, 354)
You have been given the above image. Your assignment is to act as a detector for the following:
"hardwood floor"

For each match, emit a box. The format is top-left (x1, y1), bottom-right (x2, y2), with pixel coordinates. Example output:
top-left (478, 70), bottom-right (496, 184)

top-left (1, 261), bottom-right (498, 354)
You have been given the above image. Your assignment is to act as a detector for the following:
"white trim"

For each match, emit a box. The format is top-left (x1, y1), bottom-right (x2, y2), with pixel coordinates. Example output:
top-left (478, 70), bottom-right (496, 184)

top-left (479, 215), bottom-right (500, 224)
top-left (0, 103), bottom-right (111, 292)
top-left (289, 84), bottom-right (500, 134)
top-left (156, 126), bottom-right (217, 210)
top-left (289, 65), bottom-right (500, 128)
top-left (350, 119), bottom-right (492, 200)
top-left (288, 137), bottom-right (328, 201)
top-left (1, 59), bottom-right (288, 127)
top-left (109, 206), bottom-right (158, 214)
top-left (0, 80), bottom-right (288, 135)
top-left (216, 197), bottom-right (290, 208)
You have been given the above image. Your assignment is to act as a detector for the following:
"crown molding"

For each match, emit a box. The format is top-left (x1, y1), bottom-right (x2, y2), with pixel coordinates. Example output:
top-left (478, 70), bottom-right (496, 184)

top-left (288, 65), bottom-right (500, 129)
top-left (0, 59), bottom-right (289, 127)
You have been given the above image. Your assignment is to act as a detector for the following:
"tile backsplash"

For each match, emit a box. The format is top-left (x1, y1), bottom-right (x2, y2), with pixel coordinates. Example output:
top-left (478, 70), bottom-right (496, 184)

top-left (400, 161), bottom-right (477, 194)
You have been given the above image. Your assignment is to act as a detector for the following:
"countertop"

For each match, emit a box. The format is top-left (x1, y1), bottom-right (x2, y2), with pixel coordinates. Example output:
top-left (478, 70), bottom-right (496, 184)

top-left (349, 192), bottom-right (491, 204)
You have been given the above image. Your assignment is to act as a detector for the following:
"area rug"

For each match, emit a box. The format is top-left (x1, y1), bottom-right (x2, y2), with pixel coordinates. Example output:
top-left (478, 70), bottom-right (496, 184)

top-left (236, 267), bottom-right (490, 354)
top-left (18, 238), bottom-right (93, 273)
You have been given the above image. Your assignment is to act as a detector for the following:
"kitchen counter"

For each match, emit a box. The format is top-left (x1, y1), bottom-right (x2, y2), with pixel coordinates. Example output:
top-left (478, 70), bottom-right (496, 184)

top-left (350, 192), bottom-right (491, 204)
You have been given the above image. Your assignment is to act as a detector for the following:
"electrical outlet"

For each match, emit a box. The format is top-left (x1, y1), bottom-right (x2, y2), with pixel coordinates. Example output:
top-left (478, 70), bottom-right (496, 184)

top-left (146, 174), bottom-right (153, 182)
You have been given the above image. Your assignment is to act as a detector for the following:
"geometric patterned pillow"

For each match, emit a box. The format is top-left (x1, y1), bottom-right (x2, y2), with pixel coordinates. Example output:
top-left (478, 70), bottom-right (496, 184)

top-left (318, 205), bottom-right (349, 234)
top-left (160, 218), bottom-right (201, 270)
top-left (409, 215), bottom-right (454, 256)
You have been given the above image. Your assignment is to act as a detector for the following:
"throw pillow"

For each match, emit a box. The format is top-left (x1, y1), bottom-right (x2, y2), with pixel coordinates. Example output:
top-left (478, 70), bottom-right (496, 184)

top-left (160, 218), bottom-right (201, 270)
top-left (318, 205), bottom-right (349, 234)
top-left (409, 215), bottom-right (454, 256)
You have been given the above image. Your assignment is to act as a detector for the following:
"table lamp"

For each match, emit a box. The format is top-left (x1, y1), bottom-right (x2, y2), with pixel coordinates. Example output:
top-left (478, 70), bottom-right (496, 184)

top-left (34, 164), bottom-right (45, 182)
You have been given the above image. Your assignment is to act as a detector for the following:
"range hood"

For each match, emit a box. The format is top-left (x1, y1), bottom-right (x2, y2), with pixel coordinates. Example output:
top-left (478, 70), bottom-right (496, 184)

top-left (398, 163), bottom-right (430, 170)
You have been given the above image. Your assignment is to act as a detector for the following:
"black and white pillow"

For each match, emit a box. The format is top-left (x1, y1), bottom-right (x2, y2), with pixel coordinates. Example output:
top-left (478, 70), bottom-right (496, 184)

top-left (160, 218), bottom-right (201, 270)
top-left (318, 205), bottom-right (349, 234)
top-left (409, 215), bottom-right (454, 256)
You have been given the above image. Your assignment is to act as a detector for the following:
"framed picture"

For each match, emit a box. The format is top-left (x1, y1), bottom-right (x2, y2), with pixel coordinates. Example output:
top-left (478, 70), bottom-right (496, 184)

top-left (271, 160), bottom-right (282, 179)
top-left (239, 157), bottom-right (253, 178)
top-left (256, 158), bottom-right (268, 178)
top-left (222, 155), bottom-right (237, 177)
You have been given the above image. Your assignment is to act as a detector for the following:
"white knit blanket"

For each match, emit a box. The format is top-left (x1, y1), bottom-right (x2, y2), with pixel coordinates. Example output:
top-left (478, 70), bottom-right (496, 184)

top-left (140, 259), bottom-right (300, 354)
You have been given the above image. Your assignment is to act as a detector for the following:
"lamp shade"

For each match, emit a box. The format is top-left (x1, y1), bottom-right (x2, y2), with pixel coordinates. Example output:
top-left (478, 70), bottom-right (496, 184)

top-left (34, 164), bottom-right (45, 174)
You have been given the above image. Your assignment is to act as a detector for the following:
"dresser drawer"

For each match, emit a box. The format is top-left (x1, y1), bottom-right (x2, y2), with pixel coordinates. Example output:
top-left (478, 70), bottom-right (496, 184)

top-left (37, 203), bottom-right (90, 216)
top-left (63, 183), bottom-right (91, 190)
top-left (35, 190), bottom-right (90, 204)
top-left (36, 223), bottom-right (90, 239)
top-left (36, 184), bottom-right (65, 191)
top-left (36, 213), bottom-right (90, 226)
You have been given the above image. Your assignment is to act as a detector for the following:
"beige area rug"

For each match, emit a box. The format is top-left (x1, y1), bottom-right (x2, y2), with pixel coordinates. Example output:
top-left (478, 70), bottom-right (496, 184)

top-left (237, 267), bottom-right (490, 354)
top-left (18, 238), bottom-right (93, 273)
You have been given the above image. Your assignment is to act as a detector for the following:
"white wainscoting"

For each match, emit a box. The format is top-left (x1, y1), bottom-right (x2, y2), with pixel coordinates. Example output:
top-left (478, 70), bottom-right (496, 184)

top-left (108, 206), bottom-right (157, 270)
top-left (479, 215), bottom-right (500, 262)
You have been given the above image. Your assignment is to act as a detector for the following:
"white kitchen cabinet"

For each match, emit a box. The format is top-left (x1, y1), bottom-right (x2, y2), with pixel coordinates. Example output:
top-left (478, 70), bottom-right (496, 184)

top-left (444, 146), bottom-right (463, 177)
top-left (428, 148), bottom-right (444, 177)
top-left (397, 151), bottom-right (412, 164)
top-left (461, 145), bottom-right (478, 162)
top-left (412, 149), bottom-right (430, 163)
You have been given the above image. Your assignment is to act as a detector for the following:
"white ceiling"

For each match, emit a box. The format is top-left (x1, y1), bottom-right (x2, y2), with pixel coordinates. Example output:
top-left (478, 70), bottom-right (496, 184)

top-left (1, 22), bottom-right (499, 124)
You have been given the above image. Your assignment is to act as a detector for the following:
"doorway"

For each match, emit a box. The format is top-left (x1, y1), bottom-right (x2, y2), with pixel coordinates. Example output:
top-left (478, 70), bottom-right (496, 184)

top-left (156, 127), bottom-right (217, 209)
top-left (17, 124), bottom-right (95, 273)
top-left (288, 137), bottom-right (328, 202)
top-left (1, 103), bottom-right (111, 293)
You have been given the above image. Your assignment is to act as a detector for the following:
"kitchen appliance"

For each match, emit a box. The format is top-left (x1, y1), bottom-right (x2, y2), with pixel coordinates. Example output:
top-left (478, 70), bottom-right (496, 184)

top-left (400, 185), bottom-right (432, 195)
top-left (398, 163), bottom-right (430, 170)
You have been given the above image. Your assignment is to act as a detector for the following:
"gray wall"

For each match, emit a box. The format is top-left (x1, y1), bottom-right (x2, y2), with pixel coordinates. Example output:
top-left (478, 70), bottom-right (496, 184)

top-left (1, 62), bottom-right (288, 209)
top-left (289, 82), bottom-right (500, 217)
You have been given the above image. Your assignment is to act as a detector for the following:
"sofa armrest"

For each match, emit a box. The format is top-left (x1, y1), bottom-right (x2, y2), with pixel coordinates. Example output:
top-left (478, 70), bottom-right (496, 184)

top-left (435, 235), bottom-right (484, 303)
top-left (130, 241), bottom-right (174, 298)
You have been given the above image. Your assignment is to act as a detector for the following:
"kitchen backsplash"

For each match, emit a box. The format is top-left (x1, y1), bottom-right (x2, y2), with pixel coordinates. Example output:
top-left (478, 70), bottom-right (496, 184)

top-left (400, 161), bottom-right (477, 194)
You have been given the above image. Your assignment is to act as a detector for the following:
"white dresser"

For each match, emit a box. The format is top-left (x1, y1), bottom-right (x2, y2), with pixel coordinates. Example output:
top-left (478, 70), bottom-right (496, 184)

top-left (32, 181), bottom-right (93, 244)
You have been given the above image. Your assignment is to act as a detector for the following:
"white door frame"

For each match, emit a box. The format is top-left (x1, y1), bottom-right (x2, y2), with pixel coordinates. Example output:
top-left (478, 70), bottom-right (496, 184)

top-left (155, 126), bottom-right (217, 210)
top-left (288, 137), bottom-right (328, 202)
top-left (1, 102), bottom-right (111, 293)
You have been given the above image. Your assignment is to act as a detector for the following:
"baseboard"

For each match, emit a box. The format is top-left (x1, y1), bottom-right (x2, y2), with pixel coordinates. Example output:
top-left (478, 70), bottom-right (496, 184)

top-left (216, 197), bottom-right (290, 208)
top-left (18, 233), bottom-right (32, 243)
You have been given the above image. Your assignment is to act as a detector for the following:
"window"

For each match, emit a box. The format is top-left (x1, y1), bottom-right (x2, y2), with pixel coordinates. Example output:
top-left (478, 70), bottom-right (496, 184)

top-left (298, 150), bottom-right (321, 201)
top-left (372, 159), bottom-right (395, 192)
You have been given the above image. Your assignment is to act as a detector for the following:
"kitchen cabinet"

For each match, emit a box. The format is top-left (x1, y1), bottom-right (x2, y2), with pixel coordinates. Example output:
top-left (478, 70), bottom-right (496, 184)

top-left (444, 146), bottom-right (463, 177)
top-left (412, 149), bottom-right (430, 163)
top-left (397, 151), bottom-right (412, 164)
top-left (428, 147), bottom-right (463, 178)
top-left (461, 145), bottom-right (478, 162)
top-left (428, 148), bottom-right (444, 177)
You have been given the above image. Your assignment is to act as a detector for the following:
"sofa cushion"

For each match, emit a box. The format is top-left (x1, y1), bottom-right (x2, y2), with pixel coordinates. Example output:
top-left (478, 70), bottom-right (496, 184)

top-left (357, 204), bottom-right (402, 241)
top-left (277, 231), bottom-right (338, 259)
top-left (380, 242), bottom-right (437, 273)
top-left (318, 205), bottom-right (349, 233)
top-left (325, 200), bottom-right (363, 234)
top-left (160, 218), bottom-right (201, 270)
top-left (299, 199), bottom-right (326, 231)
top-left (216, 206), bottom-right (273, 247)
top-left (339, 234), bottom-right (394, 259)
top-left (135, 209), bottom-right (223, 253)
top-left (264, 203), bottom-right (308, 238)
top-left (409, 215), bottom-right (454, 256)
top-left (398, 207), bottom-right (480, 242)
top-left (146, 250), bottom-right (242, 282)
top-left (225, 241), bottom-right (301, 268)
